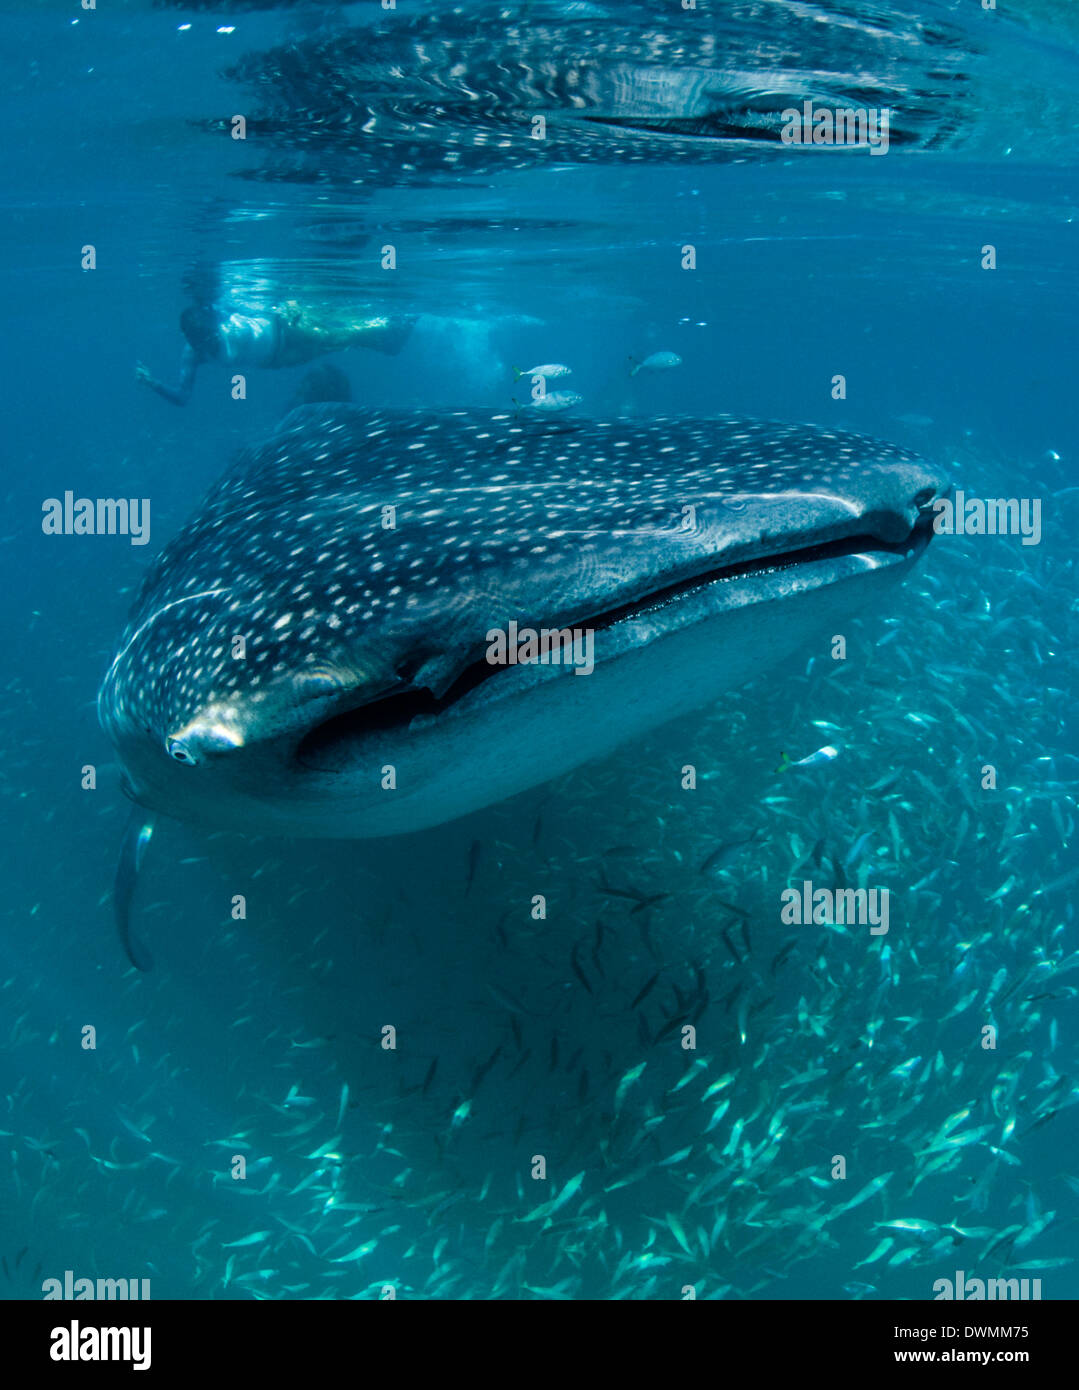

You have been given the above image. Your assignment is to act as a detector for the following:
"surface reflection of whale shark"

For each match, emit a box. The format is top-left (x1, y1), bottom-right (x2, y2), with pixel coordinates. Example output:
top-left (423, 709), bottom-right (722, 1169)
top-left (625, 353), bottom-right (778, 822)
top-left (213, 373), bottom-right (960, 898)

top-left (99, 405), bottom-right (948, 842)
top-left (216, 2), bottom-right (972, 188)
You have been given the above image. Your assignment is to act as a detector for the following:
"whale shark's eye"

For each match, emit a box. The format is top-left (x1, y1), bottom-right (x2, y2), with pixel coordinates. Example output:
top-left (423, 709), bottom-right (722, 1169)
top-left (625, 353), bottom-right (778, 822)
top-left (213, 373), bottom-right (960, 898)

top-left (166, 737), bottom-right (197, 766)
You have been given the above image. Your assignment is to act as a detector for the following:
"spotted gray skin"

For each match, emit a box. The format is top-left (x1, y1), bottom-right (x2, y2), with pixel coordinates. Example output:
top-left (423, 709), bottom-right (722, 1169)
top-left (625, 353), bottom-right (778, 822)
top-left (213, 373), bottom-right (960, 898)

top-left (221, 3), bottom-right (970, 190)
top-left (98, 405), bottom-right (949, 837)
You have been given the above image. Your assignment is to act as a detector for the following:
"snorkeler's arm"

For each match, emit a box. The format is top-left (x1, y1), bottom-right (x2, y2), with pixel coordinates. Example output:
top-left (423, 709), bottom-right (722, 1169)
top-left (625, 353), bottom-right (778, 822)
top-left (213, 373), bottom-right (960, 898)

top-left (135, 345), bottom-right (198, 406)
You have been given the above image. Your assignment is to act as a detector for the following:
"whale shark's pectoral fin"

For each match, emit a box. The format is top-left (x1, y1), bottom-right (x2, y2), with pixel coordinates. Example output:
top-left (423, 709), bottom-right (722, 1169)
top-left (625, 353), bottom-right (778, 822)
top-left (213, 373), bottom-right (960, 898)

top-left (114, 807), bottom-right (156, 972)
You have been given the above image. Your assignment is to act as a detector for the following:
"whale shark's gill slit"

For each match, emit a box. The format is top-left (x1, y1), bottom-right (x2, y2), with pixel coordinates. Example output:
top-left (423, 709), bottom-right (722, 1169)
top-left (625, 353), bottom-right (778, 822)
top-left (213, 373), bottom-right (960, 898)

top-left (296, 521), bottom-right (930, 763)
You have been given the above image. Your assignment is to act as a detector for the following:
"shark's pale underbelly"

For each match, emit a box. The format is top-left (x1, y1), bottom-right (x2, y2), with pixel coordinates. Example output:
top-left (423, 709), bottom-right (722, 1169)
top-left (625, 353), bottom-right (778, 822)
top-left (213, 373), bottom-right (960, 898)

top-left (268, 545), bottom-right (918, 838)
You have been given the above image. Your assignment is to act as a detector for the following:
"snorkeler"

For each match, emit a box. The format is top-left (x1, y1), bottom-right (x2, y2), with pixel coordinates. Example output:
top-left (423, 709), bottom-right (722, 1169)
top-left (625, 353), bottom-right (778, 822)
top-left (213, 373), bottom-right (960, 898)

top-left (136, 300), bottom-right (416, 406)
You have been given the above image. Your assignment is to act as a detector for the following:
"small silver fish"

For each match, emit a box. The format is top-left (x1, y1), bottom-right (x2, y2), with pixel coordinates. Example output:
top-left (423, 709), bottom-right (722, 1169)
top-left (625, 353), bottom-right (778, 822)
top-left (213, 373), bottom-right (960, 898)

top-left (221, 1231), bottom-right (272, 1248)
top-left (513, 363), bottom-right (572, 380)
top-left (523, 390), bottom-right (582, 412)
top-left (629, 351), bottom-right (682, 377)
top-left (776, 745), bottom-right (841, 773)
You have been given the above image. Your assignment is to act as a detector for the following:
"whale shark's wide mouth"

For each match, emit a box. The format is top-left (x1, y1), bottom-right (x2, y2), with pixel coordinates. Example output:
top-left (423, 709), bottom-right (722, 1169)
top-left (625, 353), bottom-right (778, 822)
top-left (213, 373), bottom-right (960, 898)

top-left (296, 507), bottom-right (937, 764)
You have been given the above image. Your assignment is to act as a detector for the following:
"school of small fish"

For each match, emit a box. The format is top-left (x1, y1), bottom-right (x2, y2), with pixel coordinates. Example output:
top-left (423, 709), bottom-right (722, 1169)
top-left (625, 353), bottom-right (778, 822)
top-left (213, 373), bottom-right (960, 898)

top-left (4, 435), bottom-right (1075, 1300)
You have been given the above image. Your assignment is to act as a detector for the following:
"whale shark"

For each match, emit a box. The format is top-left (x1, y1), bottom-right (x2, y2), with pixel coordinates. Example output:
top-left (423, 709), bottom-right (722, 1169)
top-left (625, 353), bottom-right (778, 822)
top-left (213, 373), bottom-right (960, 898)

top-left (100, 405), bottom-right (947, 847)
top-left (219, 3), bottom-right (970, 191)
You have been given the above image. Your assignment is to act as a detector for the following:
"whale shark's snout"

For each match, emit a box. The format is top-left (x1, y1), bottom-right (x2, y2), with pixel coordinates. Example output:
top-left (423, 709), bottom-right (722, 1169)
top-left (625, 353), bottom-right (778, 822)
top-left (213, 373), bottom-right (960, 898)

top-left (99, 406), bottom-right (948, 836)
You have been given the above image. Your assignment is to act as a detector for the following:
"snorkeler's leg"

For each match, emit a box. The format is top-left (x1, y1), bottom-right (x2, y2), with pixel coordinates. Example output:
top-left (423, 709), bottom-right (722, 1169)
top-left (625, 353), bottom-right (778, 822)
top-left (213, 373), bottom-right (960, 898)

top-left (271, 309), bottom-right (418, 366)
top-left (347, 315), bottom-right (417, 356)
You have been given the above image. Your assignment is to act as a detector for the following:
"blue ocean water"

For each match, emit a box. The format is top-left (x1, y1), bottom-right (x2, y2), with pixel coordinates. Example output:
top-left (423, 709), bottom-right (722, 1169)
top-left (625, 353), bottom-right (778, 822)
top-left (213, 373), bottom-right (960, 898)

top-left (1, 0), bottom-right (1076, 1302)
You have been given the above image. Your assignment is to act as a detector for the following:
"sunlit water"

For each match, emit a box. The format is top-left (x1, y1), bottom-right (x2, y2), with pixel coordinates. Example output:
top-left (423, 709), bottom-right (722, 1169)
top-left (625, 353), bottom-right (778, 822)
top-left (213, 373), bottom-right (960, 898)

top-left (1, 0), bottom-right (1076, 1301)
